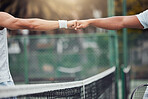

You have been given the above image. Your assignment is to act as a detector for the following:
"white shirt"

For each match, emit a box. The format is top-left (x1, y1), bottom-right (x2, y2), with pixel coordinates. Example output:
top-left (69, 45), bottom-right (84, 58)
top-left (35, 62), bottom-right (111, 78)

top-left (0, 28), bottom-right (12, 83)
top-left (136, 10), bottom-right (148, 29)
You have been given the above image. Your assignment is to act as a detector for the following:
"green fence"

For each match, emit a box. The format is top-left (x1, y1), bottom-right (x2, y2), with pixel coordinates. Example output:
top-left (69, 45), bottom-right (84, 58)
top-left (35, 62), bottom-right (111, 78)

top-left (8, 33), bottom-right (118, 84)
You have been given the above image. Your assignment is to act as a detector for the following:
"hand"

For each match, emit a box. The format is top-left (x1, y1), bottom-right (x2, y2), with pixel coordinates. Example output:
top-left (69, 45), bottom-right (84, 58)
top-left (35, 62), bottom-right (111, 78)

top-left (67, 20), bottom-right (77, 29)
top-left (75, 20), bottom-right (89, 30)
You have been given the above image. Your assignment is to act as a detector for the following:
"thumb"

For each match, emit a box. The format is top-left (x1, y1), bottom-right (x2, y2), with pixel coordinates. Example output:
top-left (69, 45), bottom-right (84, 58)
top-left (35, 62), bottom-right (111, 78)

top-left (75, 25), bottom-right (82, 30)
top-left (77, 24), bottom-right (83, 29)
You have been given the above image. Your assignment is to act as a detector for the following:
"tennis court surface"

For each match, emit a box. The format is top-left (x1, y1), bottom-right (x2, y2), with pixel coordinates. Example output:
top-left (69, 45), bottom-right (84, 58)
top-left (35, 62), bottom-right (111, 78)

top-left (0, 67), bottom-right (116, 99)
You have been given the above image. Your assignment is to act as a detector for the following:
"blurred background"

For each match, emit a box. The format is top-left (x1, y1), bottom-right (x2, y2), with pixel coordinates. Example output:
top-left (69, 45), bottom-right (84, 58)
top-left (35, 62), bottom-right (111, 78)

top-left (0, 0), bottom-right (148, 99)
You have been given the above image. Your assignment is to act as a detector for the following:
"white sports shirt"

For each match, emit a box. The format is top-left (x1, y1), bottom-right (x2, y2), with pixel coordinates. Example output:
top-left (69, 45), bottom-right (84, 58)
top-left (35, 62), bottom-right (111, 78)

top-left (136, 10), bottom-right (148, 29)
top-left (0, 28), bottom-right (12, 83)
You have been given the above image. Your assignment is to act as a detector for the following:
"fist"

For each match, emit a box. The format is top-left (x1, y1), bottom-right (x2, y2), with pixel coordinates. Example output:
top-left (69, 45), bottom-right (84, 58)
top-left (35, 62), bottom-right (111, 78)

top-left (67, 20), bottom-right (77, 29)
top-left (75, 20), bottom-right (89, 30)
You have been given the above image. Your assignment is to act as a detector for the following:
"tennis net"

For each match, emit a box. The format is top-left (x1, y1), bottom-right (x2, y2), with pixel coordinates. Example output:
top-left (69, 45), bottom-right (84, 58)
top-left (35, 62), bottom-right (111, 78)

top-left (0, 67), bottom-right (116, 99)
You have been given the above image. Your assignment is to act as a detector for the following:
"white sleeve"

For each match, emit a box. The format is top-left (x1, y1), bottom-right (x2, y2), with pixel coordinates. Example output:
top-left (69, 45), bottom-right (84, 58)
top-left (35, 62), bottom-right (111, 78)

top-left (136, 10), bottom-right (148, 29)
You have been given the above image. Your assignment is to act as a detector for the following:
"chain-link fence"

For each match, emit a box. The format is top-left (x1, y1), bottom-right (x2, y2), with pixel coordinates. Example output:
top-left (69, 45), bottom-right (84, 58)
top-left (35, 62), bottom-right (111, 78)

top-left (8, 33), bottom-right (118, 84)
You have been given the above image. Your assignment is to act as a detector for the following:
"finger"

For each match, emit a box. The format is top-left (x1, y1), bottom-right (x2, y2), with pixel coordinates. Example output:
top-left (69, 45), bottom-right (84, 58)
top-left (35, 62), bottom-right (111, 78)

top-left (73, 20), bottom-right (77, 28)
top-left (72, 23), bottom-right (76, 29)
top-left (68, 21), bottom-right (74, 29)
top-left (77, 25), bottom-right (83, 29)
top-left (75, 22), bottom-right (83, 30)
top-left (74, 20), bottom-right (77, 27)
top-left (75, 27), bottom-right (78, 30)
top-left (75, 28), bottom-right (81, 31)
top-left (76, 22), bottom-right (81, 28)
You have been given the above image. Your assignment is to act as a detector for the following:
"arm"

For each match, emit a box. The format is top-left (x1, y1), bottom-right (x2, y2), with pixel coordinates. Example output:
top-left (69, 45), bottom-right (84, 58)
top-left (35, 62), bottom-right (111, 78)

top-left (0, 12), bottom-right (76, 31)
top-left (76, 16), bottom-right (144, 30)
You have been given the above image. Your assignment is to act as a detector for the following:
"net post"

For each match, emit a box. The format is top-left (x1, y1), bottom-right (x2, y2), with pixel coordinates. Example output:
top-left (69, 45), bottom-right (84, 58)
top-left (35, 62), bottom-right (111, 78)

top-left (109, 32), bottom-right (119, 99)
top-left (108, 33), bottom-right (114, 67)
top-left (114, 33), bottom-right (119, 99)
top-left (23, 37), bottom-right (29, 84)
top-left (122, 1), bottom-right (128, 99)
top-left (121, 65), bottom-right (125, 99)
top-left (108, 31), bottom-right (119, 99)
top-left (122, 0), bottom-right (127, 66)
top-left (122, 66), bottom-right (131, 99)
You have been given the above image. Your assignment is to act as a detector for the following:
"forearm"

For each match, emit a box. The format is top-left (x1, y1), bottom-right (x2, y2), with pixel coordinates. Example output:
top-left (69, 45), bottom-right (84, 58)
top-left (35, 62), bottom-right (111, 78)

top-left (0, 12), bottom-right (61, 31)
top-left (87, 16), bottom-right (125, 30)
top-left (14, 18), bottom-right (59, 31)
top-left (87, 16), bottom-right (143, 30)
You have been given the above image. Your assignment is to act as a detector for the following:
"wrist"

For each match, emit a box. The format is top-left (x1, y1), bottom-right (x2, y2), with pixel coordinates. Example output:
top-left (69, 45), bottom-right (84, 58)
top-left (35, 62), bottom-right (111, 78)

top-left (67, 21), bottom-right (70, 28)
top-left (87, 19), bottom-right (94, 25)
top-left (58, 20), bottom-right (68, 29)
